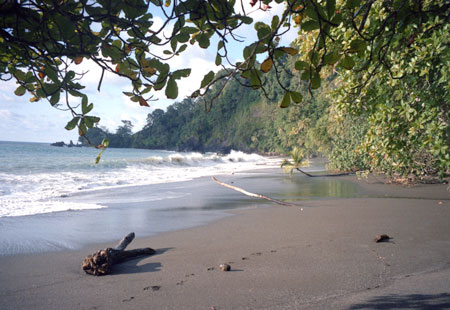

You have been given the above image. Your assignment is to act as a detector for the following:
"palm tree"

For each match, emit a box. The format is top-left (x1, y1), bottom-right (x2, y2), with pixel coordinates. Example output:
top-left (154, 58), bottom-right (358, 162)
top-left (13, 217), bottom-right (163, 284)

top-left (282, 147), bottom-right (355, 178)
top-left (281, 147), bottom-right (309, 178)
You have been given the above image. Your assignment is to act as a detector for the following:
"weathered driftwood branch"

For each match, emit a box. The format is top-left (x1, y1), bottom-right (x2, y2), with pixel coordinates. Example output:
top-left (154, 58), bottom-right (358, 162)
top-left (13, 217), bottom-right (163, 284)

top-left (296, 168), bottom-right (355, 177)
top-left (82, 232), bottom-right (155, 276)
top-left (211, 177), bottom-right (297, 207)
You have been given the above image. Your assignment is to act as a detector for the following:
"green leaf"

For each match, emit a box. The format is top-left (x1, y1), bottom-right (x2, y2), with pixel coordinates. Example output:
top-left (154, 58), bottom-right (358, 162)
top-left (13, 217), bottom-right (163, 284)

top-left (290, 91), bottom-right (303, 103)
top-left (78, 121), bottom-right (87, 136)
top-left (346, 0), bottom-right (361, 9)
top-left (191, 90), bottom-right (200, 98)
top-left (82, 101), bottom-right (93, 114)
top-left (215, 54), bottom-right (222, 66)
top-left (176, 32), bottom-right (190, 43)
top-left (241, 70), bottom-right (251, 80)
top-left (309, 51), bottom-right (319, 66)
top-left (13, 69), bottom-right (25, 81)
top-left (65, 117), bottom-right (80, 131)
top-left (271, 15), bottom-right (280, 30)
top-left (295, 60), bottom-right (309, 71)
top-left (349, 39), bottom-right (367, 53)
top-left (42, 83), bottom-right (60, 94)
top-left (68, 89), bottom-right (83, 97)
top-left (279, 47), bottom-right (298, 56)
top-left (326, 0), bottom-right (336, 18)
top-left (84, 116), bottom-right (100, 128)
top-left (249, 70), bottom-right (262, 89)
top-left (172, 68), bottom-right (191, 80)
top-left (241, 16), bottom-right (253, 24)
top-left (55, 15), bottom-right (76, 39)
top-left (257, 27), bottom-right (271, 41)
top-left (50, 91), bottom-right (60, 106)
top-left (177, 44), bottom-right (187, 54)
top-left (165, 77), bottom-right (178, 99)
top-left (81, 95), bottom-right (88, 106)
top-left (305, 4), bottom-right (318, 20)
top-left (200, 71), bottom-right (214, 88)
top-left (149, 0), bottom-right (162, 6)
top-left (36, 87), bottom-right (45, 98)
top-left (254, 22), bottom-right (268, 31)
top-left (301, 69), bottom-right (311, 80)
top-left (197, 33), bottom-right (210, 48)
top-left (302, 20), bottom-right (320, 31)
top-left (311, 73), bottom-right (321, 89)
top-left (280, 92), bottom-right (291, 108)
top-left (44, 66), bottom-right (59, 82)
top-left (340, 55), bottom-right (355, 70)
top-left (154, 74), bottom-right (168, 91)
top-left (14, 85), bottom-right (26, 96)
top-left (112, 39), bottom-right (122, 49)
top-left (323, 52), bottom-right (341, 65)
top-left (331, 13), bottom-right (343, 25)
top-left (95, 149), bottom-right (105, 165)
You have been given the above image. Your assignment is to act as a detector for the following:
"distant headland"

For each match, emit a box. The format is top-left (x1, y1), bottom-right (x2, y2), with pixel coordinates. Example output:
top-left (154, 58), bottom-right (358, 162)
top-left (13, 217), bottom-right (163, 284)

top-left (50, 140), bottom-right (83, 147)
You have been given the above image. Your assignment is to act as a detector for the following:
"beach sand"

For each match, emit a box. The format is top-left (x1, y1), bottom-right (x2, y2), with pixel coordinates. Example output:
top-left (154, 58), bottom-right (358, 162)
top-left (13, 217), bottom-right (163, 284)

top-left (1, 173), bottom-right (449, 309)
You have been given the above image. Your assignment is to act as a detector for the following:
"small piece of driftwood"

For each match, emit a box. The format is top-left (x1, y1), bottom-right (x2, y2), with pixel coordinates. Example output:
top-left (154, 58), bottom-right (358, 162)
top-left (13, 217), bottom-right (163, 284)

top-left (211, 176), bottom-right (297, 206)
top-left (82, 232), bottom-right (155, 276)
top-left (375, 234), bottom-right (391, 243)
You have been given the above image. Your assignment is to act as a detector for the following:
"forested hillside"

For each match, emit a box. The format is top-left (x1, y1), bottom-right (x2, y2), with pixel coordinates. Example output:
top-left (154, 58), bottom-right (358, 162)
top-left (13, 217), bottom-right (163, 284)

top-left (82, 45), bottom-right (449, 179)
top-left (82, 56), bottom-right (335, 157)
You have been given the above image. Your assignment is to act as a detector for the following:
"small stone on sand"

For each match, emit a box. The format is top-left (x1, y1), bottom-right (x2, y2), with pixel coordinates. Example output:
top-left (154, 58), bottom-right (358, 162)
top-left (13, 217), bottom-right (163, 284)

top-left (219, 263), bottom-right (231, 271)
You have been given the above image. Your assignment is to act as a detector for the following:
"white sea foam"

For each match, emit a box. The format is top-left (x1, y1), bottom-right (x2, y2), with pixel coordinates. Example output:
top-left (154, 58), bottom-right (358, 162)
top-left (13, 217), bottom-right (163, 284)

top-left (0, 147), bottom-right (282, 218)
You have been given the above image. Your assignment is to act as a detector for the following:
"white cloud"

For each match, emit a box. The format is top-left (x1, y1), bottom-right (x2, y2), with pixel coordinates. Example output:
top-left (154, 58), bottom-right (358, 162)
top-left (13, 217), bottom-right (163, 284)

top-left (0, 79), bottom-right (23, 102)
top-left (0, 3), bottom-right (300, 143)
top-left (0, 109), bottom-right (12, 119)
top-left (71, 58), bottom-right (127, 95)
top-left (119, 112), bottom-right (147, 132)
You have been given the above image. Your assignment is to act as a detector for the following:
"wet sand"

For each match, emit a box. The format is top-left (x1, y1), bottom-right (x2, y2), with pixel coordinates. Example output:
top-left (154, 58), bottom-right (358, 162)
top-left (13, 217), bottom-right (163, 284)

top-left (0, 172), bottom-right (449, 309)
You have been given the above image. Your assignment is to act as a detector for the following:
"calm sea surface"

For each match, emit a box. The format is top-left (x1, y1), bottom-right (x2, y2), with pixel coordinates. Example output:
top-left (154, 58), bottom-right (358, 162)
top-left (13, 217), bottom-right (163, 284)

top-left (0, 141), bottom-right (281, 217)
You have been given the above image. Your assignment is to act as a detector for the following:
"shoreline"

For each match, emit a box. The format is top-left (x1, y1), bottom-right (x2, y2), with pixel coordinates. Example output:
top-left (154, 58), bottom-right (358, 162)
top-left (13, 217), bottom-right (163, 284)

top-left (1, 172), bottom-right (449, 309)
top-left (0, 168), bottom-right (363, 256)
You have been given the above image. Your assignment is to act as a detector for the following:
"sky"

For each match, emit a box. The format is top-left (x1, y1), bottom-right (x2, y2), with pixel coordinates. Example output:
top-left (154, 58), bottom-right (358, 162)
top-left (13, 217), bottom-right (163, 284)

top-left (0, 2), bottom-right (298, 143)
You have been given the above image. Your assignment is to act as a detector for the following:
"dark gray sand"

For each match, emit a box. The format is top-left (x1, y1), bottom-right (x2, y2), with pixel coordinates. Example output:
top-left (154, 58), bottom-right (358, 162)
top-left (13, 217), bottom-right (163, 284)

top-left (0, 172), bottom-right (449, 309)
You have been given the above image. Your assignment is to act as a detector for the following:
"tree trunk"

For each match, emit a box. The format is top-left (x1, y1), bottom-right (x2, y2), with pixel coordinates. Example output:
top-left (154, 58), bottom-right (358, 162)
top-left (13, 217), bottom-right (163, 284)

top-left (81, 232), bottom-right (155, 276)
top-left (296, 168), bottom-right (355, 177)
top-left (211, 177), bottom-right (298, 206)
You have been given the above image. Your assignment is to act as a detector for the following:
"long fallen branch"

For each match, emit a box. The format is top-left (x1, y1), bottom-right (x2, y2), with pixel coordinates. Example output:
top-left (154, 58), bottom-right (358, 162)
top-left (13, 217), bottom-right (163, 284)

top-left (82, 232), bottom-right (155, 276)
top-left (211, 176), bottom-right (297, 207)
top-left (296, 168), bottom-right (355, 177)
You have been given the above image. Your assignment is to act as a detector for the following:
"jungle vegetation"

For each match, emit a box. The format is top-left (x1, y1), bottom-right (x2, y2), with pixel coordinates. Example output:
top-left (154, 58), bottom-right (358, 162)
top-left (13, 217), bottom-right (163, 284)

top-left (2, 0), bottom-right (449, 178)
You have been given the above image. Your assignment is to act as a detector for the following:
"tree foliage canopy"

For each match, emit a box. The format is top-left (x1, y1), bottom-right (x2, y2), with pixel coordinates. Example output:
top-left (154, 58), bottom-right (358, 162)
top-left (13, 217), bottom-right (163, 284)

top-left (1, 0), bottom-right (449, 176)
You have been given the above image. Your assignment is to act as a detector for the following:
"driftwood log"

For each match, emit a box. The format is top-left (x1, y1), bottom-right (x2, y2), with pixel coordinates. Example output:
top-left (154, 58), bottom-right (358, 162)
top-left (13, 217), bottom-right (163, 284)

top-left (296, 168), bottom-right (355, 177)
top-left (211, 176), bottom-right (297, 206)
top-left (82, 232), bottom-right (155, 276)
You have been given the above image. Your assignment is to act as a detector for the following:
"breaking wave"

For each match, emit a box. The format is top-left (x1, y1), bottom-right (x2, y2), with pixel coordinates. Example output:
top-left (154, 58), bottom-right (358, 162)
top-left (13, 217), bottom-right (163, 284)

top-left (0, 143), bottom-right (281, 217)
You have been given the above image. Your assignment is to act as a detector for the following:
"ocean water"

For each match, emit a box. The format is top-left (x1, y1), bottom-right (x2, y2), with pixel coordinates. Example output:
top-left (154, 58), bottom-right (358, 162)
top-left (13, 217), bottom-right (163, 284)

top-left (0, 141), bottom-right (281, 218)
top-left (0, 141), bottom-right (363, 255)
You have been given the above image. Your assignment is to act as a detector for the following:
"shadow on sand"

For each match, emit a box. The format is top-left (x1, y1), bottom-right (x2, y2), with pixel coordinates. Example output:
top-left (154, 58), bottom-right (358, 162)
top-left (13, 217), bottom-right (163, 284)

top-left (110, 247), bottom-right (172, 275)
top-left (349, 293), bottom-right (450, 309)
